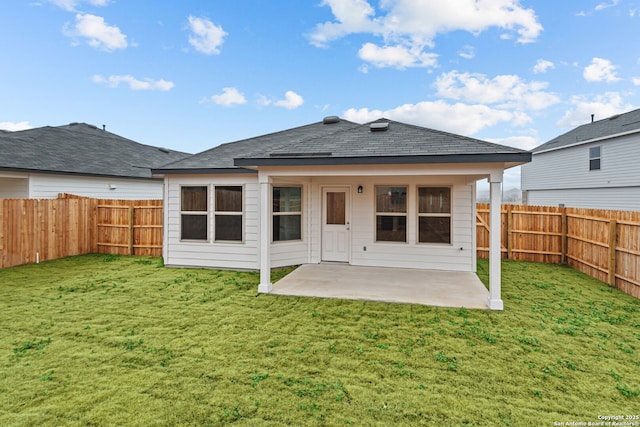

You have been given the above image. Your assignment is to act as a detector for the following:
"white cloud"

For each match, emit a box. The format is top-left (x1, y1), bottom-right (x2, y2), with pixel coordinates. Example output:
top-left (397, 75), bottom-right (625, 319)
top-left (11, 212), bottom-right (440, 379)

top-left (92, 74), bottom-right (174, 91)
top-left (533, 59), bottom-right (554, 74)
top-left (0, 121), bottom-right (32, 131)
top-left (583, 57), bottom-right (620, 82)
top-left (434, 71), bottom-right (559, 111)
top-left (64, 13), bottom-right (127, 51)
top-left (308, 0), bottom-right (380, 48)
top-left (258, 91), bottom-right (305, 109)
top-left (486, 135), bottom-right (540, 151)
top-left (633, 77), bottom-right (640, 86)
top-left (202, 87), bottom-right (247, 106)
top-left (343, 100), bottom-right (529, 136)
top-left (358, 42), bottom-right (438, 69)
top-left (274, 91), bottom-right (304, 109)
top-left (309, 0), bottom-right (543, 67)
top-left (458, 45), bottom-right (475, 60)
top-left (556, 92), bottom-right (634, 127)
top-left (595, 0), bottom-right (619, 11)
top-left (577, 0), bottom-right (619, 16)
top-left (187, 16), bottom-right (227, 55)
top-left (49, 0), bottom-right (109, 12)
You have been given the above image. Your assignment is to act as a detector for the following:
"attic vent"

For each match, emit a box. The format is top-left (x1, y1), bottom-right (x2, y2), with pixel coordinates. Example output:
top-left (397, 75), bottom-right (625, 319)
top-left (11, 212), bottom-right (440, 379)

top-left (158, 147), bottom-right (170, 154)
top-left (323, 116), bottom-right (340, 124)
top-left (609, 114), bottom-right (621, 120)
top-left (370, 122), bottom-right (389, 132)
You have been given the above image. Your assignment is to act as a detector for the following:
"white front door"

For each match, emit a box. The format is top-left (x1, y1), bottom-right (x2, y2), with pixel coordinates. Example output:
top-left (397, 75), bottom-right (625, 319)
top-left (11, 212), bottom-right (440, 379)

top-left (321, 187), bottom-right (351, 262)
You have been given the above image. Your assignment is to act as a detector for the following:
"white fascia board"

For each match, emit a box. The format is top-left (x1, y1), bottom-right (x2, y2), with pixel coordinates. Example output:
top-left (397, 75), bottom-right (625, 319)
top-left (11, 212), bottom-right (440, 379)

top-left (534, 128), bottom-right (640, 155)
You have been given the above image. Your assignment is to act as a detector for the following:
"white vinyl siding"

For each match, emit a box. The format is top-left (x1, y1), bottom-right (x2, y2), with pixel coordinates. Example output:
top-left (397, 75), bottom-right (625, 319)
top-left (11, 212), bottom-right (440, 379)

top-left (525, 187), bottom-right (640, 211)
top-left (271, 183), bottom-right (309, 268)
top-left (24, 173), bottom-right (164, 199)
top-left (522, 133), bottom-right (640, 210)
top-left (165, 174), bottom-right (260, 270)
top-left (164, 171), bottom-right (479, 273)
top-left (308, 176), bottom-right (475, 272)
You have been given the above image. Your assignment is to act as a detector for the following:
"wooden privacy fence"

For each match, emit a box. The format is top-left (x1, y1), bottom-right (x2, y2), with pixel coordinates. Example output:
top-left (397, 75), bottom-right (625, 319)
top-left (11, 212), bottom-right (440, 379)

top-left (0, 197), bottom-right (97, 268)
top-left (477, 204), bottom-right (640, 299)
top-left (0, 194), bottom-right (162, 268)
top-left (2, 196), bottom-right (639, 299)
top-left (96, 201), bottom-right (163, 257)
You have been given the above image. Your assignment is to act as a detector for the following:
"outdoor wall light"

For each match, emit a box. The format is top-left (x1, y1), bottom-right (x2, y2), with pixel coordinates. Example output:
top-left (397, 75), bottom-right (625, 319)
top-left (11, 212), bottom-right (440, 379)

top-left (357, 185), bottom-right (363, 194)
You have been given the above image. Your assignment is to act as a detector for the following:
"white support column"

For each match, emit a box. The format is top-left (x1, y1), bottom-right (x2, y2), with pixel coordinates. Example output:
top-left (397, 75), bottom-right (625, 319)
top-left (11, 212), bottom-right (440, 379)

top-left (488, 173), bottom-right (504, 310)
top-left (162, 179), bottom-right (169, 263)
top-left (258, 173), bottom-right (272, 293)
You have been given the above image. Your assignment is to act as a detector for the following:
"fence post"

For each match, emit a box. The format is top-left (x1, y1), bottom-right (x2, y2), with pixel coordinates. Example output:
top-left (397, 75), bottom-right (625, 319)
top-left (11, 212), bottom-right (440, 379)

top-left (128, 206), bottom-right (134, 256)
top-left (506, 206), bottom-right (513, 260)
top-left (561, 210), bottom-right (568, 264)
top-left (608, 220), bottom-right (617, 286)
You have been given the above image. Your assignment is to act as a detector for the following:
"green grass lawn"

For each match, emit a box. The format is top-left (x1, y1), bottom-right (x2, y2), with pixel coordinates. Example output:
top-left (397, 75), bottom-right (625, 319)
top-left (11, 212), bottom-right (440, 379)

top-left (0, 255), bottom-right (638, 426)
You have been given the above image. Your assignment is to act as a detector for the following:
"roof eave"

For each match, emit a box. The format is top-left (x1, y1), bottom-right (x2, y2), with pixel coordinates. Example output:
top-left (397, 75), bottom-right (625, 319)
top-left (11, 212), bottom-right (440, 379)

top-left (234, 152), bottom-right (532, 167)
top-left (151, 167), bottom-right (258, 176)
top-left (0, 166), bottom-right (161, 180)
top-left (534, 127), bottom-right (640, 154)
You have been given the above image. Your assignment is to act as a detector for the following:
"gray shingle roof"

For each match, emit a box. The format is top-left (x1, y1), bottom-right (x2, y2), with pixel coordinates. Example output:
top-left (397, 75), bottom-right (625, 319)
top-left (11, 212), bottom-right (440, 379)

top-left (155, 118), bottom-right (530, 173)
top-left (534, 108), bottom-right (640, 153)
top-left (0, 123), bottom-right (190, 179)
top-left (153, 118), bottom-right (361, 173)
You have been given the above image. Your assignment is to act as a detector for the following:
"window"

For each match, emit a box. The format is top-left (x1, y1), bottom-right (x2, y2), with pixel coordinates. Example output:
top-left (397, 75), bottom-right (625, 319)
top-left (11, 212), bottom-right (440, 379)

top-left (181, 186), bottom-right (208, 241)
top-left (273, 187), bottom-right (302, 241)
top-left (214, 186), bottom-right (243, 241)
top-left (589, 146), bottom-right (601, 171)
top-left (375, 186), bottom-right (407, 242)
top-left (418, 187), bottom-right (451, 244)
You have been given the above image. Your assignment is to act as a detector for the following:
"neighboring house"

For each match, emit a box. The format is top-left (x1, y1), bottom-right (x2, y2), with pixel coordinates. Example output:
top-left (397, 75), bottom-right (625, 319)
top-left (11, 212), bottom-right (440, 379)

top-left (0, 122), bottom-right (189, 199)
top-left (153, 117), bottom-right (531, 310)
top-left (522, 108), bottom-right (640, 211)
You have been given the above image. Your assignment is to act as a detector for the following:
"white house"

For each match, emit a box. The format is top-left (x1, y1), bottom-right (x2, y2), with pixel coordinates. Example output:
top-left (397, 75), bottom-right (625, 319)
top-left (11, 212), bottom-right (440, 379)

top-left (0, 122), bottom-right (189, 199)
top-left (153, 117), bottom-right (531, 310)
top-left (522, 108), bottom-right (640, 211)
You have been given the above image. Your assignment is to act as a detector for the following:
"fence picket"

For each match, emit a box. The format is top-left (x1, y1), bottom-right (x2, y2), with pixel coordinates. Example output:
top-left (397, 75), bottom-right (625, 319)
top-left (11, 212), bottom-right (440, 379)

top-left (1, 196), bottom-right (638, 299)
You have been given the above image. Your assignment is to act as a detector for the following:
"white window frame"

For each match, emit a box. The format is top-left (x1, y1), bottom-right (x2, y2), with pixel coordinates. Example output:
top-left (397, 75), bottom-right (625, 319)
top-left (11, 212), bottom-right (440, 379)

top-left (374, 185), bottom-right (408, 244)
top-left (213, 185), bottom-right (244, 243)
top-left (417, 186), bottom-right (452, 245)
top-left (589, 146), bottom-right (601, 171)
top-left (272, 186), bottom-right (303, 243)
top-left (180, 185), bottom-right (209, 242)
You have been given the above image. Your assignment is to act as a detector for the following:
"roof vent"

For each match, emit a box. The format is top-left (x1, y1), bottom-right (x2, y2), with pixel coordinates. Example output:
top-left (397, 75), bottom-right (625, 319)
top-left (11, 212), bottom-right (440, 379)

top-left (322, 116), bottom-right (340, 124)
top-left (158, 147), bottom-right (170, 154)
top-left (609, 114), bottom-right (621, 120)
top-left (370, 122), bottom-right (389, 132)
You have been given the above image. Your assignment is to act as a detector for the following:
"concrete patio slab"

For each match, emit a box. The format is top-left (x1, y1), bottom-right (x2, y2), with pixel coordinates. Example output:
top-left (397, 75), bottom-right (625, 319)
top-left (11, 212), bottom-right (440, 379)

top-left (271, 263), bottom-right (490, 309)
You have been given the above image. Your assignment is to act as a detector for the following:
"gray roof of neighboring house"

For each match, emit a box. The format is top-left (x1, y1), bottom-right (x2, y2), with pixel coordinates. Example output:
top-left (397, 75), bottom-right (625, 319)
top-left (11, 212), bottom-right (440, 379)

top-left (0, 122), bottom-right (190, 179)
top-left (155, 117), bottom-right (530, 174)
top-left (534, 108), bottom-right (640, 153)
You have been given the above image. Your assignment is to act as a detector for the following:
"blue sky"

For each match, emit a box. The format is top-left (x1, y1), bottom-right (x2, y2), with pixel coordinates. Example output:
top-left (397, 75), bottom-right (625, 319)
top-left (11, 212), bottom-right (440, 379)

top-left (2, 0), bottom-right (640, 189)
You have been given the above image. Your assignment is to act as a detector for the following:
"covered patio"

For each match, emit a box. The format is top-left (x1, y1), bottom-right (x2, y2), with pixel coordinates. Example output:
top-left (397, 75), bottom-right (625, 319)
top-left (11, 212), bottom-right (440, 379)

top-left (271, 263), bottom-right (490, 309)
